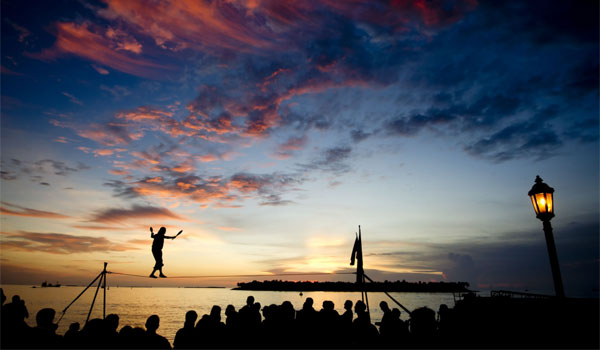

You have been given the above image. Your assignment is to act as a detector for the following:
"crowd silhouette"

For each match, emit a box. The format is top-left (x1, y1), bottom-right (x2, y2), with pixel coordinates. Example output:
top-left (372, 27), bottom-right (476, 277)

top-left (1, 288), bottom-right (598, 349)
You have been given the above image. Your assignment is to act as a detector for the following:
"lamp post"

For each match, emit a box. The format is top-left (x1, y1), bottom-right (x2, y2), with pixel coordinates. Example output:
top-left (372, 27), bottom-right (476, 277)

top-left (528, 175), bottom-right (565, 298)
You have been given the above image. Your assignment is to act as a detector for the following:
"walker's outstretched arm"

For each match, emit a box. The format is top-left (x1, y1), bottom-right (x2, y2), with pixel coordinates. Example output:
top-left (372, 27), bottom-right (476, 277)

top-left (150, 227), bottom-right (155, 238)
top-left (166, 230), bottom-right (183, 239)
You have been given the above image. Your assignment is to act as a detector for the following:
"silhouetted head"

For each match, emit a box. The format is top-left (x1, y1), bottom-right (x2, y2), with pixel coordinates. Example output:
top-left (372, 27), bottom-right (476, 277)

top-left (12, 295), bottom-right (21, 303)
top-left (410, 307), bottom-right (437, 336)
top-left (1, 288), bottom-right (5, 305)
top-left (132, 327), bottom-right (145, 338)
top-left (323, 300), bottom-right (334, 311)
top-left (145, 315), bottom-right (160, 333)
top-left (281, 301), bottom-right (293, 312)
top-left (68, 322), bottom-right (80, 332)
top-left (84, 318), bottom-right (104, 336)
top-left (439, 304), bottom-right (449, 313)
top-left (344, 300), bottom-right (352, 311)
top-left (354, 300), bottom-right (366, 314)
top-left (36, 308), bottom-right (57, 331)
top-left (158, 227), bottom-right (166, 235)
top-left (392, 308), bottom-right (401, 319)
top-left (253, 302), bottom-right (261, 312)
top-left (303, 297), bottom-right (314, 309)
top-left (105, 313), bottom-right (119, 331)
top-left (119, 325), bottom-right (133, 337)
top-left (210, 305), bottom-right (221, 322)
top-left (246, 295), bottom-right (254, 305)
top-left (185, 310), bottom-right (198, 325)
top-left (380, 301), bottom-right (390, 312)
top-left (262, 305), bottom-right (272, 318)
top-left (225, 305), bottom-right (236, 316)
top-left (196, 314), bottom-right (210, 328)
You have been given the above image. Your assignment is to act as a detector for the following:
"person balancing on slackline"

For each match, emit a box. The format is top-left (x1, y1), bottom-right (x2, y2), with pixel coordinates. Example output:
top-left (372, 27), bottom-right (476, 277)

top-left (149, 226), bottom-right (182, 278)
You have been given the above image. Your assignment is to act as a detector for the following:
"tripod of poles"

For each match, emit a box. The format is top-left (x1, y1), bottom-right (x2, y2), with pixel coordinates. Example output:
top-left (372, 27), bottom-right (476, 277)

top-left (57, 262), bottom-right (107, 325)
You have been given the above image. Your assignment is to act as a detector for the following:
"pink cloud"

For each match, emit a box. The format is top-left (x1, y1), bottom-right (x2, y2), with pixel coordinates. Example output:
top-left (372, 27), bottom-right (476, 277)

top-left (91, 64), bottom-right (110, 75)
top-left (272, 135), bottom-right (308, 159)
top-left (279, 135), bottom-right (308, 151)
top-left (1, 65), bottom-right (23, 76)
top-left (62, 92), bottom-right (83, 105)
top-left (53, 136), bottom-right (69, 143)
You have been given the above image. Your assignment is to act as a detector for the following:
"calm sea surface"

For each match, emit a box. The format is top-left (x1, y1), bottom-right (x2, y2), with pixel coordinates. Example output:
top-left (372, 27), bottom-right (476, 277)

top-left (1, 284), bottom-right (456, 344)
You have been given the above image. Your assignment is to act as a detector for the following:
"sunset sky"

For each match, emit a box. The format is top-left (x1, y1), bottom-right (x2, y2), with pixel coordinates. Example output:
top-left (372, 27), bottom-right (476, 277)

top-left (1, 0), bottom-right (598, 295)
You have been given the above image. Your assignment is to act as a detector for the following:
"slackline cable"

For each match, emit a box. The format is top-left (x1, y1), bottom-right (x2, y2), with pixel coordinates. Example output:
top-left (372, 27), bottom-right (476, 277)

top-left (107, 271), bottom-right (356, 279)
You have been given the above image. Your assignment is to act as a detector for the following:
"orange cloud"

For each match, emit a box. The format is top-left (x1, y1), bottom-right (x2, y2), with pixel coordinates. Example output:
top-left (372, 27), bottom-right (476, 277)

top-left (108, 169), bottom-right (130, 176)
top-left (77, 122), bottom-right (144, 146)
top-left (176, 182), bottom-right (195, 190)
top-left (131, 151), bottom-right (161, 165)
top-left (197, 154), bottom-right (219, 162)
top-left (0, 202), bottom-right (70, 219)
top-left (171, 160), bottom-right (195, 173)
top-left (117, 106), bottom-right (173, 122)
top-left (89, 204), bottom-right (185, 223)
top-left (183, 114), bottom-right (238, 135)
top-left (1, 231), bottom-right (136, 254)
top-left (71, 225), bottom-right (125, 231)
top-left (94, 149), bottom-right (114, 156)
top-left (146, 176), bottom-right (163, 183)
top-left (99, 0), bottom-right (276, 53)
top-left (35, 22), bottom-right (169, 78)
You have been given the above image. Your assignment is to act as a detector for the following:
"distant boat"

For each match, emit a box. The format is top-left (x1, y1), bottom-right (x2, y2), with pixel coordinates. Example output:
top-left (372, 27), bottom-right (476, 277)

top-left (41, 281), bottom-right (61, 288)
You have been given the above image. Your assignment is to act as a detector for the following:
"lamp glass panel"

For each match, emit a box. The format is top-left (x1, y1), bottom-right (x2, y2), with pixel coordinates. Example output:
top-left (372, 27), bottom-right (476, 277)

top-left (530, 195), bottom-right (539, 215)
top-left (545, 192), bottom-right (553, 214)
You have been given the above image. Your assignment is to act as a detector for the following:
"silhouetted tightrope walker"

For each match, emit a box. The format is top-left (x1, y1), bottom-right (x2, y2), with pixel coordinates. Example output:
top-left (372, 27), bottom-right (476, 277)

top-left (149, 226), bottom-right (182, 278)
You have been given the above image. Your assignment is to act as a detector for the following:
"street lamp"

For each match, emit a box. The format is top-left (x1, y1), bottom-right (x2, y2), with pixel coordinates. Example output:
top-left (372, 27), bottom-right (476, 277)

top-left (528, 175), bottom-right (565, 298)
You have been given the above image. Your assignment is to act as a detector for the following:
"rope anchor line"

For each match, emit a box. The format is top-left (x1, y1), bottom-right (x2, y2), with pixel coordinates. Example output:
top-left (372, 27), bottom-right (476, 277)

top-left (107, 271), bottom-right (356, 279)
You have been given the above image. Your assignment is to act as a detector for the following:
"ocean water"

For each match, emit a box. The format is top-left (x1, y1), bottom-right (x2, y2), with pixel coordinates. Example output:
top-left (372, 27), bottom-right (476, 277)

top-left (0, 285), bottom-right (456, 344)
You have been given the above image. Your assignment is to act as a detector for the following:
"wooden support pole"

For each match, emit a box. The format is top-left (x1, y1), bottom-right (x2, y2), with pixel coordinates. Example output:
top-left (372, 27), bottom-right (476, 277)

top-left (103, 262), bottom-right (107, 319)
top-left (86, 269), bottom-right (104, 324)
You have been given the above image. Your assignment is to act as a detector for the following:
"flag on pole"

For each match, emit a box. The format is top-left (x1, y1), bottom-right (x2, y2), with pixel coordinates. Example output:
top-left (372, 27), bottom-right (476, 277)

top-left (350, 233), bottom-right (359, 266)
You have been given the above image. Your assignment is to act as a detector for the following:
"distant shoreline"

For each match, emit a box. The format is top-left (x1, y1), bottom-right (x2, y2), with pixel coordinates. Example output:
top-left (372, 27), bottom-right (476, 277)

top-left (234, 280), bottom-right (471, 293)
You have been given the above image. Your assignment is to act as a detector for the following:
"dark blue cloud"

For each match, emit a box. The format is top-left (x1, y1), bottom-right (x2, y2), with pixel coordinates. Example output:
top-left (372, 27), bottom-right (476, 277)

top-left (378, 219), bottom-right (599, 296)
top-left (298, 146), bottom-right (353, 175)
top-left (376, 0), bottom-right (599, 161)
